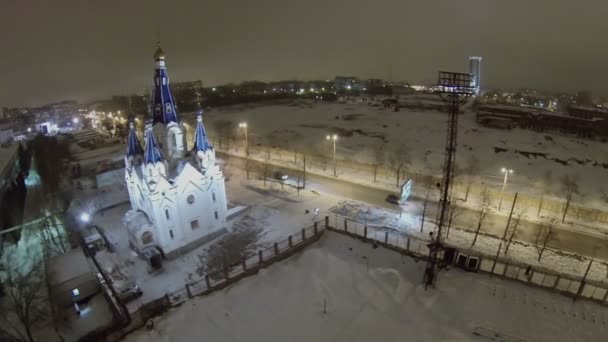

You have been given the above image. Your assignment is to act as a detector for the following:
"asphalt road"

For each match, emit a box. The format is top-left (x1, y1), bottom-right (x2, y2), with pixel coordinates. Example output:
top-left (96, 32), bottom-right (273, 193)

top-left (221, 153), bottom-right (608, 260)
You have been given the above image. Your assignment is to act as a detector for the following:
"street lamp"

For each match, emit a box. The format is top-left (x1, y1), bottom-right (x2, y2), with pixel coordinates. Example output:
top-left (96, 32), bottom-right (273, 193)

top-left (326, 134), bottom-right (338, 177)
top-left (80, 212), bottom-right (90, 223)
top-left (239, 122), bottom-right (248, 156)
top-left (72, 117), bottom-right (79, 124)
top-left (498, 168), bottom-right (514, 211)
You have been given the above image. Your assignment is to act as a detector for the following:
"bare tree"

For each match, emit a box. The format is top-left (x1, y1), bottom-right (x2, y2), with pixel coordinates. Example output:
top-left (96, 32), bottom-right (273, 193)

top-left (387, 145), bottom-right (410, 188)
top-left (560, 174), bottom-right (579, 223)
top-left (504, 211), bottom-right (524, 254)
top-left (0, 254), bottom-right (47, 342)
top-left (535, 171), bottom-right (552, 217)
top-left (471, 186), bottom-right (491, 246)
top-left (446, 197), bottom-right (465, 239)
top-left (420, 182), bottom-right (434, 233)
top-left (262, 149), bottom-right (271, 187)
top-left (244, 158), bottom-right (255, 180)
top-left (212, 119), bottom-right (235, 150)
top-left (462, 155), bottom-right (480, 202)
top-left (38, 212), bottom-right (69, 258)
top-left (535, 219), bottom-right (556, 261)
top-left (196, 225), bottom-right (266, 278)
top-left (372, 142), bottom-right (385, 183)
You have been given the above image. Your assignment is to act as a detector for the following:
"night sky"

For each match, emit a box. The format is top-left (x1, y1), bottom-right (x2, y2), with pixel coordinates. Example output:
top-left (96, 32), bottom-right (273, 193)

top-left (1, 0), bottom-right (607, 107)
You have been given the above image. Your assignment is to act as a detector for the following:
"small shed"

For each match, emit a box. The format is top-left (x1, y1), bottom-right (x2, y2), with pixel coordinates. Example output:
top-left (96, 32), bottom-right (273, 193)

top-left (47, 248), bottom-right (100, 308)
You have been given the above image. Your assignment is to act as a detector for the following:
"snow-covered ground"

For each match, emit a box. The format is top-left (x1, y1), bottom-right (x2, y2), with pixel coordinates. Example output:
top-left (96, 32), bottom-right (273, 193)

top-left (124, 232), bottom-right (608, 342)
top-left (192, 99), bottom-right (608, 209)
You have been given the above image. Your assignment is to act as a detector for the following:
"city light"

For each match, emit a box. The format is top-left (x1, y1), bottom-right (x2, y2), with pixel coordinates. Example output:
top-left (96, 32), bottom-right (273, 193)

top-left (27, 127), bottom-right (32, 133)
top-left (72, 117), bottom-right (79, 124)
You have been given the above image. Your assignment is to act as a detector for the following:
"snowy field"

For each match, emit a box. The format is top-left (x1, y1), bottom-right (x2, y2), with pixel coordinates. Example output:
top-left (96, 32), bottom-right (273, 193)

top-left (190, 99), bottom-right (608, 208)
top-left (124, 232), bottom-right (607, 342)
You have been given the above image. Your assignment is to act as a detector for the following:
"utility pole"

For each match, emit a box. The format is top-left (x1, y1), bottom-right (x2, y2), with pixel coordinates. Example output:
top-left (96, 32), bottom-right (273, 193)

top-left (425, 71), bottom-right (474, 289)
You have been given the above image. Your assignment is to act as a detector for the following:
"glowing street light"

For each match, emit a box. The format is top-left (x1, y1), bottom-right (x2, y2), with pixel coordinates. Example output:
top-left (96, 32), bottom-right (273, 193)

top-left (80, 212), bottom-right (90, 223)
top-left (27, 127), bottom-right (32, 133)
top-left (326, 134), bottom-right (338, 177)
top-left (498, 168), bottom-right (514, 211)
top-left (239, 122), bottom-right (248, 156)
top-left (72, 117), bottom-right (79, 124)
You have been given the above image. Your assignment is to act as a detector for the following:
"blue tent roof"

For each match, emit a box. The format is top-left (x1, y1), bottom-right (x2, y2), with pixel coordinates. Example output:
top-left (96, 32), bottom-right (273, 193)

top-left (193, 111), bottom-right (213, 152)
top-left (144, 129), bottom-right (164, 164)
top-left (126, 121), bottom-right (143, 157)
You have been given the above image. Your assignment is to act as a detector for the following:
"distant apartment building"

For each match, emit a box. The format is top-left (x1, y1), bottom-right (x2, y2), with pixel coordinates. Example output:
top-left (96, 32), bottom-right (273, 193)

top-left (567, 105), bottom-right (608, 120)
top-left (476, 104), bottom-right (608, 137)
top-left (334, 76), bottom-right (362, 92)
top-left (468, 56), bottom-right (482, 95)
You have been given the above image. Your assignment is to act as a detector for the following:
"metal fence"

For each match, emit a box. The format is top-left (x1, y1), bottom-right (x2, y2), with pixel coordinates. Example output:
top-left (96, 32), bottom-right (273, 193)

top-left (164, 219), bottom-right (327, 304)
top-left (329, 214), bottom-right (608, 305)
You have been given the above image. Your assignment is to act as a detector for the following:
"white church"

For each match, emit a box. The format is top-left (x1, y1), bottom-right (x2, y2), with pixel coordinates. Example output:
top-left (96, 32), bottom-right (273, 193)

top-left (123, 45), bottom-right (228, 266)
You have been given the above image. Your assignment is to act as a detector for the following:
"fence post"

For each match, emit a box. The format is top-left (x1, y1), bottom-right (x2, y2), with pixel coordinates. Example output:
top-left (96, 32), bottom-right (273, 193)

top-left (314, 222), bottom-right (318, 235)
top-left (242, 257), bottom-right (247, 271)
top-left (205, 275), bottom-right (211, 289)
top-left (553, 276), bottom-right (560, 289)
top-left (363, 226), bottom-right (368, 241)
top-left (258, 250), bottom-right (263, 264)
top-left (186, 284), bottom-right (192, 298)
top-left (384, 232), bottom-right (388, 244)
top-left (288, 235), bottom-right (293, 248)
top-left (325, 216), bottom-right (329, 228)
top-left (406, 238), bottom-right (410, 251)
top-left (344, 219), bottom-right (347, 232)
top-left (302, 228), bottom-right (306, 240)
top-left (576, 259), bottom-right (594, 300)
top-left (274, 242), bottom-right (279, 255)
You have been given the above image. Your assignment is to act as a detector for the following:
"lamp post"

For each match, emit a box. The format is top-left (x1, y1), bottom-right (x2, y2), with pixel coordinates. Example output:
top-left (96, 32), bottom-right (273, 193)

top-left (498, 168), bottom-right (514, 211)
top-left (326, 134), bottom-right (338, 177)
top-left (239, 122), bottom-right (248, 156)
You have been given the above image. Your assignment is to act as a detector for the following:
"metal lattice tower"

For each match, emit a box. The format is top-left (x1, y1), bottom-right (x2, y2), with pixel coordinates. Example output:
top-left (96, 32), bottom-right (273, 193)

top-left (424, 71), bottom-right (475, 288)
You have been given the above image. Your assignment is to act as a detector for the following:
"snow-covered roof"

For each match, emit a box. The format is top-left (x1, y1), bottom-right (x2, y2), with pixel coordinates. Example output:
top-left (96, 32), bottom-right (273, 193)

top-left (47, 248), bottom-right (93, 286)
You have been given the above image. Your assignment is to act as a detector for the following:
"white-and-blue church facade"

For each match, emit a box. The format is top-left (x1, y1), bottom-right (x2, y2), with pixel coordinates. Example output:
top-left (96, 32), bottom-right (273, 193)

top-left (123, 46), bottom-right (227, 264)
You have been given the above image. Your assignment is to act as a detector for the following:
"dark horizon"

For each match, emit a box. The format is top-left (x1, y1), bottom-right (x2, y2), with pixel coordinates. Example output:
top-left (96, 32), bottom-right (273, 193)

top-left (2, 0), bottom-right (608, 107)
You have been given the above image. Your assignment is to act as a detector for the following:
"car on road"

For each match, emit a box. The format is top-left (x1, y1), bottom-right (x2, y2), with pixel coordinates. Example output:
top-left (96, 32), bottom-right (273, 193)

top-left (117, 284), bottom-right (143, 303)
top-left (386, 194), bottom-right (400, 205)
top-left (273, 171), bottom-right (289, 181)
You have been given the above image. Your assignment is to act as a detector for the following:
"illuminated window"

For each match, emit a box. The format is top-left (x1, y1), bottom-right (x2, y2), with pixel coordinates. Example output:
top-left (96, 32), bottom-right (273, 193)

top-left (191, 220), bottom-right (200, 230)
top-left (72, 288), bottom-right (80, 297)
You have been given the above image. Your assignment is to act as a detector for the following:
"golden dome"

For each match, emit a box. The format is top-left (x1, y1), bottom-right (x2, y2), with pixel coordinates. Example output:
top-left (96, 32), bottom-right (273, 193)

top-left (154, 44), bottom-right (165, 60)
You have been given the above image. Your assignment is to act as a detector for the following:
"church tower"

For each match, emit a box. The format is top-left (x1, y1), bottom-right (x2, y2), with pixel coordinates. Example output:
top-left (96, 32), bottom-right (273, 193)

top-left (125, 118), bottom-right (143, 170)
top-left (150, 44), bottom-right (185, 162)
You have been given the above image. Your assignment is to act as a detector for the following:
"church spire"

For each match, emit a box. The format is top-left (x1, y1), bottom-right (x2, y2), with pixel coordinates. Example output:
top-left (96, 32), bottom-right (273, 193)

top-left (144, 121), bottom-right (164, 164)
top-left (193, 110), bottom-right (213, 152)
top-left (150, 44), bottom-right (180, 125)
top-left (126, 118), bottom-right (143, 157)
